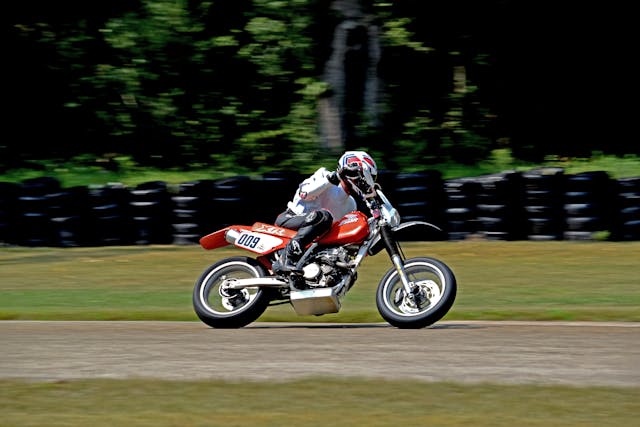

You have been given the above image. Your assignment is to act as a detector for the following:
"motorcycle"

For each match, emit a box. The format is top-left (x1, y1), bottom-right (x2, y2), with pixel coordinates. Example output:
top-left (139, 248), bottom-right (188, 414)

top-left (192, 184), bottom-right (457, 329)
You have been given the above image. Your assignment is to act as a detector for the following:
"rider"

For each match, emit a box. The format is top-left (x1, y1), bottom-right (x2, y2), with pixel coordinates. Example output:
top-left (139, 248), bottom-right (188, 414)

top-left (273, 150), bottom-right (378, 274)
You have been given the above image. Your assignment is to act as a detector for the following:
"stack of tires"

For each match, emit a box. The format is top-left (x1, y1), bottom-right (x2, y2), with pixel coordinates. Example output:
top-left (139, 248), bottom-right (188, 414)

top-left (88, 183), bottom-right (133, 246)
top-left (0, 182), bottom-right (19, 245)
top-left (473, 171), bottom-right (526, 240)
top-left (562, 171), bottom-right (614, 240)
top-left (392, 171), bottom-right (446, 223)
top-left (256, 171), bottom-right (301, 224)
top-left (392, 171), bottom-right (446, 240)
top-left (48, 186), bottom-right (92, 247)
top-left (208, 176), bottom-right (253, 231)
top-left (171, 180), bottom-right (215, 245)
top-left (443, 178), bottom-right (480, 240)
top-left (3, 171), bottom-right (640, 246)
top-left (611, 177), bottom-right (640, 241)
top-left (16, 177), bottom-right (62, 246)
top-left (521, 168), bottom-right (565, 241)
top-left (129, 181), bottom-right (173, 245)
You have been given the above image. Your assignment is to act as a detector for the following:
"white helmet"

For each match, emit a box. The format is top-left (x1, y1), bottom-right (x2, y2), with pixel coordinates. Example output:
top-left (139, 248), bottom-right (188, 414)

top-left (338, 151), bottom-right (378, 198)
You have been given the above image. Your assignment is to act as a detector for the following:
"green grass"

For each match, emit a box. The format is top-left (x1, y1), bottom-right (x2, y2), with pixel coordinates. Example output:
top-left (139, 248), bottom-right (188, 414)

top-left (1, 378), bottom-right (638, 427)
top-left (2, 242), bottom-right (638, 426)
top-left (2, 150), bottom-right (639, 187)
top-left (1, 241), bottom-right (639, 322)
top-left (433, 149), bottom-right (640, 180)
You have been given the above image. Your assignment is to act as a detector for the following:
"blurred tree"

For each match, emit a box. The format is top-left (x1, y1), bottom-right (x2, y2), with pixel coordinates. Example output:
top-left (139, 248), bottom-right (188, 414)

top-left (4, 0), bottom-right (635, 174)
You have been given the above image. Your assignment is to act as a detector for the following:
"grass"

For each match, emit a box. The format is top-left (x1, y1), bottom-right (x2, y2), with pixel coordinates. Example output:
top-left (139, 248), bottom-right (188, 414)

top-left (1, 378), bottom-right (638, 427)
top-left (1, 241), bottom-right (639, 322)
top-left (2, 241), bottom-right (638, 426)
top-left (1, 150), bottom-right (639, 187)
top-left (433, 149), bottom-right (640, 180)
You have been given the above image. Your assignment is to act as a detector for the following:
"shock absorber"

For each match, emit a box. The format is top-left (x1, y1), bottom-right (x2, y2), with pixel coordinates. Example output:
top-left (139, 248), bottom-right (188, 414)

top-left (380, 224), bottom-right (415, 298)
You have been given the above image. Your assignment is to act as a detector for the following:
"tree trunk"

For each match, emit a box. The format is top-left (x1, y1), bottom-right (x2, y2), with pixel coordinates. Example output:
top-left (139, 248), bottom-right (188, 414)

top-left (319, 0), bottom-right (380, 153)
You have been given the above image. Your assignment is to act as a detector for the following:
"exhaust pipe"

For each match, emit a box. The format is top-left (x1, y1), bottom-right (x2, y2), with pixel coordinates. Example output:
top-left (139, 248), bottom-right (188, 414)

top-left (225, 228), bottom-right (242, 244)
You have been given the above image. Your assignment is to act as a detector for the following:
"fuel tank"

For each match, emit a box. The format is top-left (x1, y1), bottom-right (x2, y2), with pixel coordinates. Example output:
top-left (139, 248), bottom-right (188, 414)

top-left (318, 211), bottom-right (370, 245)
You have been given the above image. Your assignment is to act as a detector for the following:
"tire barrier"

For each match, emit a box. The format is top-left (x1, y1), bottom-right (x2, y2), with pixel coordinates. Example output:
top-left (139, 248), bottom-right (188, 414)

top-left (88, 183), bottom-right (133, 246)
top-left (129, 181), bottom-right (173, 245)
top-left (562, 171), bottom-right (614, 240)
top-left (48, 186), bottom-right (92, 247)
top-left (0, 182), bottom-right (19, 245)
top-left (171, 179), bottom-right (215, 245)
top-left (255, 171), bottom-right (302, 225)
top-left (16, 177), bottom-right (62, 247)
top-left (392, 171), bottom-right (447, 240)
top-left (521, 168), bottom-right (565, 241)
top-left (612, 177), bottom-right (640, 241)
top-left (208, 176), bottom-right (253, 231)
top-left (470, 171), bottom-right (527, 240)
top-left (443, 178), bottom-right (481, 241)
top-left (1, 170), bottom-right (639, 246)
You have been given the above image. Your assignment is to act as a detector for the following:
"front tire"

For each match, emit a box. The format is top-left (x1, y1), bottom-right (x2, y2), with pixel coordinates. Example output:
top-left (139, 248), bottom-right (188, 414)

top-left (376, 257), bottom-right (457, 329)
top-left (193, 256), bottom-right (271, 328)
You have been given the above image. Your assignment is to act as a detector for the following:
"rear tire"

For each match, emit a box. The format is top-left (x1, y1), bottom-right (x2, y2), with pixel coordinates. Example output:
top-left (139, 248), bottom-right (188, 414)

top-left (376, 257), bottom-right (457, 329)
top-left (193, 256), bottom-right (271, 328)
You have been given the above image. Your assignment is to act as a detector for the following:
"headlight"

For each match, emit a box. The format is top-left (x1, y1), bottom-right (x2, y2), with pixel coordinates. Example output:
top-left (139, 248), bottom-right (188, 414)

top-left (381, 204), bottom-right (401, 228)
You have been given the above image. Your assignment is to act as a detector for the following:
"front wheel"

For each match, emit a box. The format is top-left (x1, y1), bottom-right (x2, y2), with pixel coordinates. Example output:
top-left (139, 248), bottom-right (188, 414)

top-left (376, 257), bottom-right (457, 329)
top-left (193, 256), bottom-right (271, 328)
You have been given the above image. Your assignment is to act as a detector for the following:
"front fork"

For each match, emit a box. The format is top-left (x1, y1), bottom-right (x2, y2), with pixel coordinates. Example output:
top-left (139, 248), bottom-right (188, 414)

top-left (380, 225), bottom-right (415, 299)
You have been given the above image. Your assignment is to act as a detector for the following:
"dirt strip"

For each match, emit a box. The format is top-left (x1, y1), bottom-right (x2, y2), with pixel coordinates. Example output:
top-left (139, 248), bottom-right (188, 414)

top-left (1, 320), bottom-right (638, 386)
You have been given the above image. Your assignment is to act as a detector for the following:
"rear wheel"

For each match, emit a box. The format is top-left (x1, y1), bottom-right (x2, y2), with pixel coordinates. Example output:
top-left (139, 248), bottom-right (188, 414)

top-left (193, 256), bottom-right (271, 328)
top-left (376, 257), bottom-right (456, 329)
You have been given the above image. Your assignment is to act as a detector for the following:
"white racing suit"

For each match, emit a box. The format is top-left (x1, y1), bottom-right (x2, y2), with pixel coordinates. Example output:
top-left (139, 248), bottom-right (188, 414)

top-left (274, 167), bottom-right (357, 272)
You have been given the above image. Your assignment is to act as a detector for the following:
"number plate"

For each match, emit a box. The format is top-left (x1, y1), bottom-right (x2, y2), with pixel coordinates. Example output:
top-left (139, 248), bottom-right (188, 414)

top-left (234, 231), bottom-right (283, 254)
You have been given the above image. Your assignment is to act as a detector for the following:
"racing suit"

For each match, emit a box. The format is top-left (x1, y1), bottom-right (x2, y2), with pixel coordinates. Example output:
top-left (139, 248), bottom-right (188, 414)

top-left (274, 167), bottom-right (356, 272)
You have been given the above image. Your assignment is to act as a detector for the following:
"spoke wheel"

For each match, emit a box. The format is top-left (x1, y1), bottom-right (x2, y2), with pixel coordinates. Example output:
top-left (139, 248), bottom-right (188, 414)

top-left (193, 257), bottom-right (271, 328)
top-left (376, 257), bottom-right (456, 329)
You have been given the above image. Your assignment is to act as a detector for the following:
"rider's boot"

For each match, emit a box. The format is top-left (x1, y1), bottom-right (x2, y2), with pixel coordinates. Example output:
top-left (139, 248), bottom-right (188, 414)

top-left (274, 239), bottom-right (304, 274)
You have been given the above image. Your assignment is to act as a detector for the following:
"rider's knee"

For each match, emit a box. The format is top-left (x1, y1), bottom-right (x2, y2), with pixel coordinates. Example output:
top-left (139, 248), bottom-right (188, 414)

top-left (304, 209), bottom-right (333, 230)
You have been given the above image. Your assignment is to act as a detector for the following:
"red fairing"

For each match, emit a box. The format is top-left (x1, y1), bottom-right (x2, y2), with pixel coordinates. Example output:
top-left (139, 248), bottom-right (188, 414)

top-left (199, 213), bottom-right (369, 251)
top-left (199, 225), bottom-right (253, 250)
top-left (319, 211), bottom-right (370, 245)
top-left (251, 222), bottom-right (297, 238)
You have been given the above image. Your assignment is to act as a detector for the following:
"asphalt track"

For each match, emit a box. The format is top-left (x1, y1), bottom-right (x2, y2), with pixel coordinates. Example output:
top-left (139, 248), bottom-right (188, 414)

top-left (1, 320), bottom-right (638, 387)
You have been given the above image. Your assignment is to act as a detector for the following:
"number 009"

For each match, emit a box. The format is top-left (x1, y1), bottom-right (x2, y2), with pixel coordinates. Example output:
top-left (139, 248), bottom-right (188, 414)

top-left (237, 234), bottom-right (261, 249)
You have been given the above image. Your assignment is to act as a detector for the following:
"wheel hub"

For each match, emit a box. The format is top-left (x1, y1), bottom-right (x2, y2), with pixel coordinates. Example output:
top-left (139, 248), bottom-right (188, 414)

top-left (219, 279), bottom-right (250, 310)
top-left (394, 280), bottom-right (440, 314)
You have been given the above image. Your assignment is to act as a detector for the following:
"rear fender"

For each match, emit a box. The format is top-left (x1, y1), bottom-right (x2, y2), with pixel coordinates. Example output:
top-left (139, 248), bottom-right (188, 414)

top-left (199, 226), bottom-right (281, 272)
top-left (368, 221), bottom-right (445, 256)
top-left (199, 225), bottom-right (253, 250)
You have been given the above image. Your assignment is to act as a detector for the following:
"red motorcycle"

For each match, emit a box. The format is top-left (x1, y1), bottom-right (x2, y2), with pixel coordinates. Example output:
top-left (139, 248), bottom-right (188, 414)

top-left (193, 186), bottom-right (457, 329)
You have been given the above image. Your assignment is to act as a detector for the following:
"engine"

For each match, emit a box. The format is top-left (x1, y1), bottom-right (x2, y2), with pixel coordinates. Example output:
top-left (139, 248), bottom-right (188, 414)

top-left (301, 246), bottom-right (355, 288)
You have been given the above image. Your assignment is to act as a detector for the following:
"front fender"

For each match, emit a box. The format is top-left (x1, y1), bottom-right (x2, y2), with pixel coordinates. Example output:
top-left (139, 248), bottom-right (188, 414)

top-left (368, 221), bottom-right (445, 256)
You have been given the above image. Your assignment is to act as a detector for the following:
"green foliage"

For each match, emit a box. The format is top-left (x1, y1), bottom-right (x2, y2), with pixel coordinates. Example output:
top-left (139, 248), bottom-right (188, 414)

top-left (4, 1), bottom-right (637, 174)
top-left (381, 17), bottom-right (434, 53)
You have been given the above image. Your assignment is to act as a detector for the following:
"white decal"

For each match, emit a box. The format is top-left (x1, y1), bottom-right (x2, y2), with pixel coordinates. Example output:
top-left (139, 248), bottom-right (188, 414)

top-left (339, 214), bottom-right (359, 226)
top-left (254, 224), bottom-right (287, 236)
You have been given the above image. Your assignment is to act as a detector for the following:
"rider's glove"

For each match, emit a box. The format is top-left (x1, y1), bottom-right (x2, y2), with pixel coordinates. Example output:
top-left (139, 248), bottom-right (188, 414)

top-left (327, 170), bottom-right (341, 185)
